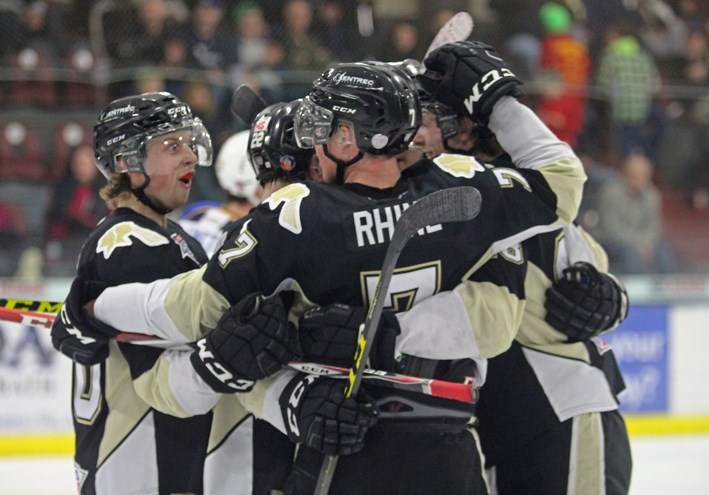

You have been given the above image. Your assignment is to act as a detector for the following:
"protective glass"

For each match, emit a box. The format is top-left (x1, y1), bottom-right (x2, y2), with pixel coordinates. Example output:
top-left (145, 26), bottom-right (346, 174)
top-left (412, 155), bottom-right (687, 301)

top-left (293, 96), bottom-right (334, 148)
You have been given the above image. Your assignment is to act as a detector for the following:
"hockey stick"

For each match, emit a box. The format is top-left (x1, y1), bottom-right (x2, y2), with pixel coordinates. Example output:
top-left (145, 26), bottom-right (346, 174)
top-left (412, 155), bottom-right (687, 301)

top-left (288, 361), bottom-right (477, 405)
top-left (230, 84), bottom-right (268, 125)
top-left (0, 298), bottom-right (63, 313)
top-left (313, 185), bottom-right (482, 495)
top-left (0, 306), bottom-right (56, 329)
top-left (0, 305), bottom-right (478, 405)
top-left (424, 11), bottom-right (474, 59)
top-left (0, 305), bottom-right (477, 407)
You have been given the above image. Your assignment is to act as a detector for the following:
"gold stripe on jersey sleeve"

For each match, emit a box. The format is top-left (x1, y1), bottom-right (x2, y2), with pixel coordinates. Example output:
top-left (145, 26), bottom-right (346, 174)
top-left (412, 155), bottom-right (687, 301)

top-left (163, 265), bottom-right (231, 339)
top-left (536, 156), bottom-right (586, 225)
top-left (456, 279), bottom-right (525, 359)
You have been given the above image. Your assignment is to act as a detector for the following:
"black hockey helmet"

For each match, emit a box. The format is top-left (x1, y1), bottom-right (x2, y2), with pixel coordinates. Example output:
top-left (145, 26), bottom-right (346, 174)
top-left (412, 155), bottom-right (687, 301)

top-left (248, 100), bottom-right (314, 183)
top-left (294, 61), bottom-right (421, 155)
top-left (93, 92), bottom-right (213, 180)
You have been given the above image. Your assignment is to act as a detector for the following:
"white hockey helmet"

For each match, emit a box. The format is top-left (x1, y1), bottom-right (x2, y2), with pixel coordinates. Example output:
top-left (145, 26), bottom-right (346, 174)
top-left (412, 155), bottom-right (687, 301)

top-left (215, 130), bottom-right (260, 203)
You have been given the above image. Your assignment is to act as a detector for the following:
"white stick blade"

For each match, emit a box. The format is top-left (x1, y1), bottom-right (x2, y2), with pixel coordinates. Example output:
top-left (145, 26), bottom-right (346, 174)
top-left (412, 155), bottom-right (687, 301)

top-left (424, 12), bottom-right (474, 59)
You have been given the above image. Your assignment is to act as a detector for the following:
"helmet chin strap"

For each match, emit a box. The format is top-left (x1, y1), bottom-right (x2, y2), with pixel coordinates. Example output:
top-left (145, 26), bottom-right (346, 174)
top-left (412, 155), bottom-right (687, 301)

top-left (442, 139), bottom-right (472, 156)
top-left (132, 173), bottom-right (173, 215)
top-left (323, 144), bottom-right (364, 184)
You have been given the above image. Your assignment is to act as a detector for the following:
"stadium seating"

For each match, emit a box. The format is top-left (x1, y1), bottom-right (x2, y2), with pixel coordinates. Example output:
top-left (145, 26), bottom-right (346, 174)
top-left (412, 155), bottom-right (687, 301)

top-left (0, 121), bottom-right (46, 182)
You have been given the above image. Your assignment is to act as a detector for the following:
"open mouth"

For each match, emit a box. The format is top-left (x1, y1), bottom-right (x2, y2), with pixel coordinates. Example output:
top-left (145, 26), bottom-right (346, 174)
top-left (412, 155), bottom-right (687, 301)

top-left (179, 171), bottom-right (195, 185)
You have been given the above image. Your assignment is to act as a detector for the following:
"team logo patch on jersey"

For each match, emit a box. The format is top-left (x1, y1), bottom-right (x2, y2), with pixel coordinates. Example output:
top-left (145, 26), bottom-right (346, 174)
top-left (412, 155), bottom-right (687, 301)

top-left (74, 462), bottom-right (89, 492)
top-left (170, 232), bottom-right (201, 266)
top-left (434, 153), bottom-right (485, 178)
top-left (97, 222), bottom-right (169, 259)
top-left (591, 336), bottom-right (613, 355)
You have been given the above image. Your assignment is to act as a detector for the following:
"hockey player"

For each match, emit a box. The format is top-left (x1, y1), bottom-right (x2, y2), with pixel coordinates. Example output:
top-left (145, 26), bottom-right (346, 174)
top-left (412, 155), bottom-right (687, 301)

top-left (178, 129), bottom-right (262, 257)
top-left (49, 92), bottom-right (214, 494)
top-left (197, 99), bottom-right (319, 494)
top-left (76, 43), bottom-right (590, 492)
top-left (408, 48), bottom-right (633, 494)
top-left (58, 99), bottom-right (319, 495)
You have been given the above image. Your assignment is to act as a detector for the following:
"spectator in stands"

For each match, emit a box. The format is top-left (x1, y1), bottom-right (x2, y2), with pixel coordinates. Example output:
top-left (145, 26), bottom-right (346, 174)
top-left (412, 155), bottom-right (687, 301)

top-left (682, 28), bottom-right (709, 88)
top-left (44, 143), bottom-right (109, 273)
top-left (580, 0), bottom-right (639, 60)
top-left (575, 141), bottom-right (619, 236)
top-left (276, 0), bottom-right (332, 71)
top-left (595, 19), bottom-right (663, 160)
top-left (376, 20), bottom-right (424, 62)
top-left (595, 152), bottom-right (677, 274)
top-left (0, 199), bottom-right (29, 276)
top-left (314, 0), bottom-right (364, 62)
top-left (105, 0), bottom-right (183, 68)
top-left (535, 2), bottom-right (591, 147)
top-left (180, 0), bottom-right (238, 121)
top-left (681, 90), bottom-right (709, 211)
top-left (17, 0), bottom-right (71, 60)
top-left (0, 3), bottom-right (24, 58)
top-left (230, 1), bottom-right (284, 101)
top-left (488, 0), bottom-right (546, 79)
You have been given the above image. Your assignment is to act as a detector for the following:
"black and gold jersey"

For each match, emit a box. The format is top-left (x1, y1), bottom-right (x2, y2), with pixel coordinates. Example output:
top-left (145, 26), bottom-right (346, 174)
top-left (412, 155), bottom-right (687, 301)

top-left (71, 208), bottom-right (211, 495)
top-left (477, 225), bottom-right (626, 467)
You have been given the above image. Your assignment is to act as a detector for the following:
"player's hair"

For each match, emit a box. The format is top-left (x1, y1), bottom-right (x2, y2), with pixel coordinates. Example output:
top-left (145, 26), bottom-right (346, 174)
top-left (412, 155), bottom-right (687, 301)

top-left (99, 173), bottom-right (132, 202)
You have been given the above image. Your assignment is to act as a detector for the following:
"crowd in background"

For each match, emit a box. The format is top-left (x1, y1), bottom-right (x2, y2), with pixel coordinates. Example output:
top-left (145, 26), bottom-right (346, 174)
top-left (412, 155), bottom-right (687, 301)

top-left (0, 0), bottom-right (707, 277)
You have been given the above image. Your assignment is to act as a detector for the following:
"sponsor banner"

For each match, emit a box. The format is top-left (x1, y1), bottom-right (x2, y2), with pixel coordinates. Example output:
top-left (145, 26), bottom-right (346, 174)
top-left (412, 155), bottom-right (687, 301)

top-left (606, 305), bottom-right (669, 413)
top-left (0, 320), bottom-right (73, 434)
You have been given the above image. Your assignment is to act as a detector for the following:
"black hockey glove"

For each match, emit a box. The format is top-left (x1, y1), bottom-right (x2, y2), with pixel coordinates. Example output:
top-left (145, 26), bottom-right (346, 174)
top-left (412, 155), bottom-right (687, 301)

top-left (51, 277), bottom-right (118, 365)
top-left (298, 303), bottom-right (400, 371)
top-left (420, 40), bottom-right (524, 124)
top-left (51, 306), bottom-right (108, 366)
top-left (280, 374), bottom-right (379, 456)
top-left (545, 262), bottom-right (629, 342)
top-left (190, 291), bottom-right (299, 393)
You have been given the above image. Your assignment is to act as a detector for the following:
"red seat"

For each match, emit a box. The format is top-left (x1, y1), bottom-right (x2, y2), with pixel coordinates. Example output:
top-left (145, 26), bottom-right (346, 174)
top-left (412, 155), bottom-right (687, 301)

top-left (62, 46), bottom-right (102, 107)
top-left (0, 121), bottom-right (46, 181)
top-left (7, 48), bottom-right (59, 107)
top-left (51, 121), bottom-right (93, 180)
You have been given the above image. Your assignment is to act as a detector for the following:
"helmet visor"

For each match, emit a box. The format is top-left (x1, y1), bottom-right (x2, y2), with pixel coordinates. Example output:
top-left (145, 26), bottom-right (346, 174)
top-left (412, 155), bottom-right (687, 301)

top-left (293, 96), bottom-right (333, 149)
top-left (115, 118), bottom-right (213, 174)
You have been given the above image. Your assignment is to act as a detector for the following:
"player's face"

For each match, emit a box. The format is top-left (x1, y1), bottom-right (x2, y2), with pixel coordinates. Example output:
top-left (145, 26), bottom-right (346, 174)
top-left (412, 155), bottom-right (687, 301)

top-left (411, 110), bottom-right (445, 160)
top-left (313, 144), bottom-right (338, 184)
top-left (312, 124), bottom-right (357, 184)
top-left (141, 129), bottom-right (198, 210)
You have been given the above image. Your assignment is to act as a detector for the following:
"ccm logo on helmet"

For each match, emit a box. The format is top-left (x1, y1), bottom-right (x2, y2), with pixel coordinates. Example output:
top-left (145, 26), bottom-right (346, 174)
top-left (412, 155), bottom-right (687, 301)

top-left (107, 134), bottom-right (126, 146)
top-left (167, 105), bottom-right (189, 117)
top-left (333, 106), bottom-right (356, 114)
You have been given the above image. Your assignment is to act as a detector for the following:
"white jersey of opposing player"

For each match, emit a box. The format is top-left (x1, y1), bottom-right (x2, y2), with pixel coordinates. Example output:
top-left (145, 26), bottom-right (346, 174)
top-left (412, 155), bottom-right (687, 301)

top-left (215, 130), bottom-right (260, 203)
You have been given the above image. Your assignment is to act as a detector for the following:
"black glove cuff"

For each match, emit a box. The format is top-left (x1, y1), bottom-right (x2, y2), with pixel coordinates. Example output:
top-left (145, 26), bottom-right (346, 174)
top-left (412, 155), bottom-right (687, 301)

top-left (190, 339), bottom-right (255, 394)
top-left (280, 373), bottom-right (319, 443)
